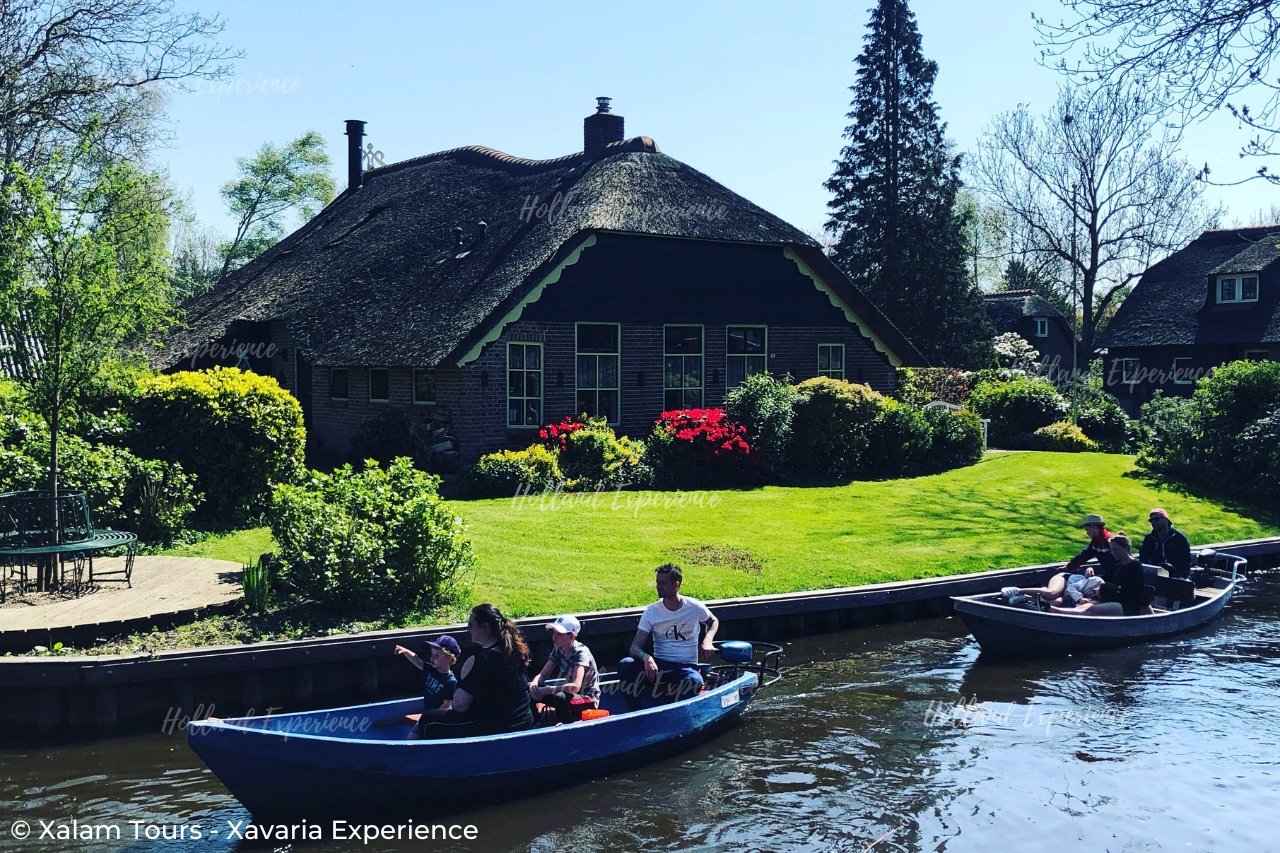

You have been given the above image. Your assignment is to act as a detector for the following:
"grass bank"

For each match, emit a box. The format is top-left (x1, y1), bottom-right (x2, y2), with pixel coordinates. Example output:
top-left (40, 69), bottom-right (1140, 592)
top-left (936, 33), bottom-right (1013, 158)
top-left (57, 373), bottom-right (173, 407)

top-left (451, 452), bottom-right (1277, 616)
top-left (75, 450), bottom-right (1268, 655)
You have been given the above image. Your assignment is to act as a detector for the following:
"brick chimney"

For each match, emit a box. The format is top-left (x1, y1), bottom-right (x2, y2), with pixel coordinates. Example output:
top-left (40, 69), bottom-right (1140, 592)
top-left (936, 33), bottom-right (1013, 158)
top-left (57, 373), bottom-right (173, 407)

top-left (583, 97), bottom-right (624, 157)
top-left (344, 119), bottom-right (366, 190)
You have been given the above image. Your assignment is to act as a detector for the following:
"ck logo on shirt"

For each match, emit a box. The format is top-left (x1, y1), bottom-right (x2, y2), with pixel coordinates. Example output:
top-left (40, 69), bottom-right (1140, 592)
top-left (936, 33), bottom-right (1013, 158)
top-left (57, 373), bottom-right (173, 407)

top-left (664, 625), bottom-right (690, 641)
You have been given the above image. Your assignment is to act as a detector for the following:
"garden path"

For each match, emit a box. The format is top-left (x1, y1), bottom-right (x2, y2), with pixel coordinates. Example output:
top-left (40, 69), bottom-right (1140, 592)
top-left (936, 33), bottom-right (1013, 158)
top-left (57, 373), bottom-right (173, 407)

top-left (0, 556), bottom-right (241, 632)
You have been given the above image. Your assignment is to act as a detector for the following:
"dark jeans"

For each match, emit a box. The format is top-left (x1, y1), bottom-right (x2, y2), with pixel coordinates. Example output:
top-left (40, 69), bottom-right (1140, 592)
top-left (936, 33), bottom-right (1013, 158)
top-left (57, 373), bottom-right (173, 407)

top-left (616, 656), bottom-right (704, 711)
top-left (540, 691), bottom-right (596, 723)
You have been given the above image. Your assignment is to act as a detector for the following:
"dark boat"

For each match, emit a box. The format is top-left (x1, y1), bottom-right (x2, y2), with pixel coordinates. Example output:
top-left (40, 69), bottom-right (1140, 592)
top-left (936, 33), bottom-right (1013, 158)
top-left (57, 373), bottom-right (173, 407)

top-left (952, 554), bottom-right (1244, 658)
top-left (188, 641), bottom-right (782, 821)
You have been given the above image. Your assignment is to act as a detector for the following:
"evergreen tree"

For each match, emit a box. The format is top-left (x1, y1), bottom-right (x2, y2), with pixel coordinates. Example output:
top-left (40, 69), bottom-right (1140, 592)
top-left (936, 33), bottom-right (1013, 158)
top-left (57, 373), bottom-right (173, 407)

top-left (825, 0), bottom-right (993, 368)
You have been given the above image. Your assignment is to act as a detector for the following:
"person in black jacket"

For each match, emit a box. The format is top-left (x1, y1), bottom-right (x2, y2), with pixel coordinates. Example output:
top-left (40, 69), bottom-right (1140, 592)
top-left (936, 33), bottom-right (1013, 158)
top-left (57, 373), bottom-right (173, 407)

top-left (1139, 508), bottom-right (1192, 579)
top-left (1106, 533), bottom-right (1154, 616)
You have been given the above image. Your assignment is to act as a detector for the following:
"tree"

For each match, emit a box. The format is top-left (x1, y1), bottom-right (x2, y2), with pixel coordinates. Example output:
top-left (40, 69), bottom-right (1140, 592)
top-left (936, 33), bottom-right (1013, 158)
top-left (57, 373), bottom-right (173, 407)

top-left (825, 0), bottom-right (994, 368)
top-left (999, 258), bottom-right (1074, 324)
top-left (0, 0), bottom-right (236, 183)
top-left (955, 190), bottom-right (1010, 290)
top-left (0, 152), bottom-right (176, 512)
top-left (1035, 0), bottom-right (1280, 183)
top-left (217, 131), bottom-right (335, 281)
top-left (972, 82), bottom-right (1218, 356)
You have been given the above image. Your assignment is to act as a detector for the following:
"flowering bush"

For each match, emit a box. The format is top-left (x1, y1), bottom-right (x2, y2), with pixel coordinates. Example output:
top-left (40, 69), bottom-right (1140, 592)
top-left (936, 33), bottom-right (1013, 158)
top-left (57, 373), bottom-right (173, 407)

top-left (462, 445), bottom-right (563, 498)
top-left (647, 408), bottom-right (765, 489)
top-left (560, 422), bottom-right (649, 489)
top-left (993, 332), bottom-right (1042, 373)
top-left (537, 416), bottom-right (586, 453)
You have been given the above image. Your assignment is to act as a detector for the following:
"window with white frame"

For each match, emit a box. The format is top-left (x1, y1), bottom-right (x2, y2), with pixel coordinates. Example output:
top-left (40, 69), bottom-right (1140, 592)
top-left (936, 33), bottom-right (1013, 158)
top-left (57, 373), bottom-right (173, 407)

top-left (368, 367), bottom-right (389, 402)
top-left (1172, 357), bottom-right (1192, 384)
top-left (818, 344), bottom-right (845, 379)
top-left (330, 368), bottom-right (349, 400)
top-left (576, 323), bottom-right (620, 423)
top-left (1121, 358), bottom-right (1141, 384)
top-left (507, 342), bottom-right (542, 427)
top-left (663, 325), bottom-right (703, 410)
top-left (1218, 275), bottom-right (1259, 303)
top-left (1033, 317), bottom-right (1049, 337)
top-left (413, 368), bottom-right (436, 405)
top-left (726, 326), bottom-right (767, 388)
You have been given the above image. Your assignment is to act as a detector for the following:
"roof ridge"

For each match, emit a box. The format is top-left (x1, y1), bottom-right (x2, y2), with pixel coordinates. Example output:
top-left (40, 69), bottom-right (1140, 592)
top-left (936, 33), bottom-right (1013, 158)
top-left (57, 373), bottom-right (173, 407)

top-left (985, 289), bottom-right (1035, 298)
top-left (363, 136), bottom-right (661, 181)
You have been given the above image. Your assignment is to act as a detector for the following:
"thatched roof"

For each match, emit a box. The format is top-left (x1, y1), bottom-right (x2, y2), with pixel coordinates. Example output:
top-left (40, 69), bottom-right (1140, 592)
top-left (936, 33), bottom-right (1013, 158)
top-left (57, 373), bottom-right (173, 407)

top-left (0, 313), bottom-right (43, 381)
top-left (156, 136), bottom-right (923, 368)
top-left (1103, 227), bottom-right (1280, 348)
top-left (983, 289), bottom-right (1069, 335)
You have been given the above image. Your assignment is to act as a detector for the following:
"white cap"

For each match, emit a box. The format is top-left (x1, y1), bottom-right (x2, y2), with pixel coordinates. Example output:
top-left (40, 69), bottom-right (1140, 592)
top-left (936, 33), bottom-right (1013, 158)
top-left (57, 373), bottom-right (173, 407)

top-left (545, 615), bottom-right (581, 635)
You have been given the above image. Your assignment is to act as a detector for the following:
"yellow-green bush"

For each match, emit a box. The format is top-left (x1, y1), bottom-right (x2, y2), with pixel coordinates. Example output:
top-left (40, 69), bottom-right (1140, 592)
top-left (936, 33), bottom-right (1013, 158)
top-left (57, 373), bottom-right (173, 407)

top-left (131, 367), bottom-right (305, 525)
top-left (1031, 421), bottom-right (1098, 452)
top-left (462, 445), bottom-right (563, 498)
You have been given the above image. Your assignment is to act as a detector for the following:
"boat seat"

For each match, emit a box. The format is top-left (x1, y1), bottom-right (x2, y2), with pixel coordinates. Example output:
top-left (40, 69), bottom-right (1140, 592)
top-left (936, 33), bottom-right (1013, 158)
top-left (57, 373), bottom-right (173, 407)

top-left (1150, 575), bottom-right (1196, 609)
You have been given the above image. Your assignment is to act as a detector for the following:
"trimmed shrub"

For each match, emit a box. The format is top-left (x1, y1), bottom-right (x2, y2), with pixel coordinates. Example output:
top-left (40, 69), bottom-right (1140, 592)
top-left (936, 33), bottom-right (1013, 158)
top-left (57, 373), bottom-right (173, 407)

top-left (1030, 421), bottom-right (1098, 452)
top-left (967, 376), bottom-right (1069, 448)
top-left (131, 367), bottom-right (306, 526)
top-left (1136, 392), bottom-right (1202, 477)
top-left (895, 367), bottom-right (972, 407)
top-left (867, 400), bottom-right (934, 477)
top-left (724, 373), bottom-right (797, 472)
top-left (921, 406), bottom-right (985, 472)
top-left (462, 445), bottom-right (563, 498)
top-left (788, 377), bottom-right (886, 480)
top-left (270, 457), bottom-right (473, 612)
top-left (559, 420), bottom-right (649, 490)
top-left (647, 408), bottom-right (764, 489)
top-left (1071, 391), bottom-right (1136, 452)
top-left (1234, 409), bottom-right (1280, 498)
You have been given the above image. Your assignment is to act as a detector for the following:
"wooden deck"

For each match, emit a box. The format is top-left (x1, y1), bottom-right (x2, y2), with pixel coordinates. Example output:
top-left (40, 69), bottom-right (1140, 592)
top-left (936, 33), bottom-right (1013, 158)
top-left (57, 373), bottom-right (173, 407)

top-left (0, 556), bottom-right (242, 633)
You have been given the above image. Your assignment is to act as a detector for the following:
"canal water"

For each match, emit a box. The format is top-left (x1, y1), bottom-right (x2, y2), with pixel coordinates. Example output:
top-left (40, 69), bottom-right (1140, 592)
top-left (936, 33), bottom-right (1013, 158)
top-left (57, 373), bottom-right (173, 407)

top-left (4, 570), bottom-right (1278, 852)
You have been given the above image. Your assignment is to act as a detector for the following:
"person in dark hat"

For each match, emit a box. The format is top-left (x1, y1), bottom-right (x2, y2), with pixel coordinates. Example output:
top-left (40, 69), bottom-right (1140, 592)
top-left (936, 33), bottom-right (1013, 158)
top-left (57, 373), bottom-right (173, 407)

top-left (394, 635), bottom-right (460, 732)
top-left (1139, 508), bottom-right (1192, 579)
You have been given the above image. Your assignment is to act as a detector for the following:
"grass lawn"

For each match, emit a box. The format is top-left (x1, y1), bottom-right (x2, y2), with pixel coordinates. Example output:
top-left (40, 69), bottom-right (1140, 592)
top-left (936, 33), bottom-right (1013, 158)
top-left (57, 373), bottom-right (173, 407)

top-left (161, 527), bottom-right (276, 565)
top-left (448, 452), bottom-right (1278, 617)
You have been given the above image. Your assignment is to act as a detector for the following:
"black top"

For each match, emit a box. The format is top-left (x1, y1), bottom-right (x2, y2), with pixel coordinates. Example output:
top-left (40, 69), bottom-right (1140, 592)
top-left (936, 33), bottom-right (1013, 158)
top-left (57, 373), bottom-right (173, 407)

top-left (1139, 528), bottom-right (1193, 578)
top-left (1107, 558), bottom-right (1147, 616)
top-left (457, 646), bottom-right (534, 735)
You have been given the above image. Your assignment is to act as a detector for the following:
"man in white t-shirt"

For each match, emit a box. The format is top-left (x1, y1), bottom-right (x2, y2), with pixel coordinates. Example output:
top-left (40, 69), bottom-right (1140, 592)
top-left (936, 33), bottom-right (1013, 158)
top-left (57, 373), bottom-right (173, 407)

top-left (617, 563), bottom-right (719, 710)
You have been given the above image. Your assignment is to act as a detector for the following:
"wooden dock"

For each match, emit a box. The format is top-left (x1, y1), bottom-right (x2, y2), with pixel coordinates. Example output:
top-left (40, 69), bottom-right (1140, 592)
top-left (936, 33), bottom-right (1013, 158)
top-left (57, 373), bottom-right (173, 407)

top-left (0, 556), bottom-right (242, 637)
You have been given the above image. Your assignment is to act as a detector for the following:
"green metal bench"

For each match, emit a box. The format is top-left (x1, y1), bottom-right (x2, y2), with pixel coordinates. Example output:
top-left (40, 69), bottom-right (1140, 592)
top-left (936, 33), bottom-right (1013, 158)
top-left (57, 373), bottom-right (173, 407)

top-left (0, 491), bottom-right (137, 601)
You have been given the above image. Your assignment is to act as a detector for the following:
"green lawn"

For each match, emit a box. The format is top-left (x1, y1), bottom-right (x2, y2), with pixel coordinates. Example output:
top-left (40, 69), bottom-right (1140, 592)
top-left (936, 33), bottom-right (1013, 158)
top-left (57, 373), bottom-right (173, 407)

top-left (162, 527), bottom-right (276, 565)
top-left (447, 452), bottom-right (1277, 617)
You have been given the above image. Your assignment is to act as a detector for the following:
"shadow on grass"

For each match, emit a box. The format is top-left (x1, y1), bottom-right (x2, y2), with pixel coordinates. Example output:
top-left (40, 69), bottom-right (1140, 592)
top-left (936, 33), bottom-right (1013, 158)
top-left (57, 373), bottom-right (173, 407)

top-left (1122, 468), bottom-right (1280, 528)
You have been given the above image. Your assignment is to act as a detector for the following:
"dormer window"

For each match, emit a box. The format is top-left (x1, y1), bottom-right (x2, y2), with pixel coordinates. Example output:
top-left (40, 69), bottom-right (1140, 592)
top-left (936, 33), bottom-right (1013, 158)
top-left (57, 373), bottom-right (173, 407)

top-left (1218, 275), bottom-right (1259, 304)
top-left (1033, 317), bottom-right (1049, 338)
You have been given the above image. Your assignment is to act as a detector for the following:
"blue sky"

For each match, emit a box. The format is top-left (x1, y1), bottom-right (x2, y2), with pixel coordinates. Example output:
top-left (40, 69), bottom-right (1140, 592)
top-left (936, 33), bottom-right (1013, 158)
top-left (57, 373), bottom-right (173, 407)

top-left (162, 0), bottom-right (1276, 243)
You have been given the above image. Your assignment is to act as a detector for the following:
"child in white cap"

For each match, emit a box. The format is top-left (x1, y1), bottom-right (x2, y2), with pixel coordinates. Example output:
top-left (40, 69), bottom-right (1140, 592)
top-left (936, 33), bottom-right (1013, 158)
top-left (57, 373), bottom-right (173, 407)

top-left (528, 615), bottom-right (600, 723)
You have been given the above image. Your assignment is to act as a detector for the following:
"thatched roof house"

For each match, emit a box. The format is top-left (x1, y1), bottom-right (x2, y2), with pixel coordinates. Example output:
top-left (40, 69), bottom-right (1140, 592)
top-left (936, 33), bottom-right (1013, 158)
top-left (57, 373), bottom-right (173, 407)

top-left (982, 290), bottom-right (1075, 379)
top-left (158, 101), bottom-right (924, 464)
top-left (1101, 226), bottom-right (1280, 412)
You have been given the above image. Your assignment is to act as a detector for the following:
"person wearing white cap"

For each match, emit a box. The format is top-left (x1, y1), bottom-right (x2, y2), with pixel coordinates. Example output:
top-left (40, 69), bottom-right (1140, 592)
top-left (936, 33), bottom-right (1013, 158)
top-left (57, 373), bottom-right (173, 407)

top-left (528, 615), bottom-right (600, 723)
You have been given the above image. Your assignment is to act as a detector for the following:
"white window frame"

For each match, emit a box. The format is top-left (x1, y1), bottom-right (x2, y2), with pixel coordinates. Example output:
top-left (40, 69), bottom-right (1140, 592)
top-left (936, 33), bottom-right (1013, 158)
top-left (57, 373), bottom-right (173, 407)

top-left (1121, 358), bottom-right (1141, 385)
top-left (1218, 275), bottom-right (1260, 304)
top-left (413, 368), bottom-right (436, 405)
top-left (817, 343), bottom-right (845, 379)
top-left (725, 325), bottom-right (768, 390)
top-left (330, 367), bottom-right (349, 401)
top-left (575, 322), bottom-right (621, 425)
top-left (1033, 317), bottom-right (1049, 338)
top-left (507, 342), bottom-right (543, 428)
top-left (1171, 357), bottom-right (1192, 385)
top-left (663, 324), bottom-right (704, 411)
top-left (368, 367), bottom-right (390, 403)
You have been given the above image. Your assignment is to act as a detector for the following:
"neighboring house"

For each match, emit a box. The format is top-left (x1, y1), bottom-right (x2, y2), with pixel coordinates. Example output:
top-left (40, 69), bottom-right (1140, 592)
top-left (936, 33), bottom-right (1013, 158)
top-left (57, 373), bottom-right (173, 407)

top-left (0, 314), bottom-right (44, 382)
top-left (1101, 226), bottom-right (1280, 414)
top-left (982, 290), bottom-right (1075, 380)
top-left (155, 100), bottom-right (925, 464)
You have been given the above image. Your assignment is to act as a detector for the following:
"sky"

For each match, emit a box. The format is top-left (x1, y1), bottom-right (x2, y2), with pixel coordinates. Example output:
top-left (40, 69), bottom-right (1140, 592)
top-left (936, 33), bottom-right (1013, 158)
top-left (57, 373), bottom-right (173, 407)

top-left (161, 0), bottom-right (1278, 246)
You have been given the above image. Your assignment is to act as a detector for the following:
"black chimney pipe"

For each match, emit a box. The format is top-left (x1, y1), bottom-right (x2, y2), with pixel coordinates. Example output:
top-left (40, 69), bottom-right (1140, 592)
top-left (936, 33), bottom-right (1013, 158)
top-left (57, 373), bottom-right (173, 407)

top-left (344, 119), bottom-right (366, 190)
top-left (583, 98), bottom-right (624, 158)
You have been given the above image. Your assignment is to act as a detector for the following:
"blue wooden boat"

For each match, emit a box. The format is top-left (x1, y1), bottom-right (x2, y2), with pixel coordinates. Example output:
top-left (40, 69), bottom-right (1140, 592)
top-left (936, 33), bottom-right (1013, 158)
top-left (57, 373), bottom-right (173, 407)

top-left (952, 554), bottom-right (1244, 658)
top-left (188, 641), bottom-right (781, 820)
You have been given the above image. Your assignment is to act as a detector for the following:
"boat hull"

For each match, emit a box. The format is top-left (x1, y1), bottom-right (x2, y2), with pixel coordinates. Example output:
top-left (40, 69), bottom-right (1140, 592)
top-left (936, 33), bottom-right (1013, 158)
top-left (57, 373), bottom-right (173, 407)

top-left (952, 580), bottom-right (1236, 657)
top-left (188, 672), bottom-right (758, 821)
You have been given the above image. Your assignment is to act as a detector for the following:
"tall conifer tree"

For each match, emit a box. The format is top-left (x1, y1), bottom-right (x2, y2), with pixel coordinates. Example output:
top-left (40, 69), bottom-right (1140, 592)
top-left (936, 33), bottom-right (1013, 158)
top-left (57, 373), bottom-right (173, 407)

top-left (825, 0), bottom-right (993, 368)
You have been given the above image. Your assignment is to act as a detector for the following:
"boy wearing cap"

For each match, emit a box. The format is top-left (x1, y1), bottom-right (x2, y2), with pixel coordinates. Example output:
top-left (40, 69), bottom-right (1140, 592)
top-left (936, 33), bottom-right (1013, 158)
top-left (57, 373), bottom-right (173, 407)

top-left (1139, 508), bottom-right (1192, 579)
top-left (394, 636), bottom-right (460, 726)
top-left (529, 615), bottom-right (600, 723)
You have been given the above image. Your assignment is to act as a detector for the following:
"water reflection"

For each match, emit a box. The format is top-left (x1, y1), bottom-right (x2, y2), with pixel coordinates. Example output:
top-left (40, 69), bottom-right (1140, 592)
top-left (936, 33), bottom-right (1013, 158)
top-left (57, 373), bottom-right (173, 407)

top-left (1, 572), bottom-right (1277, 851)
